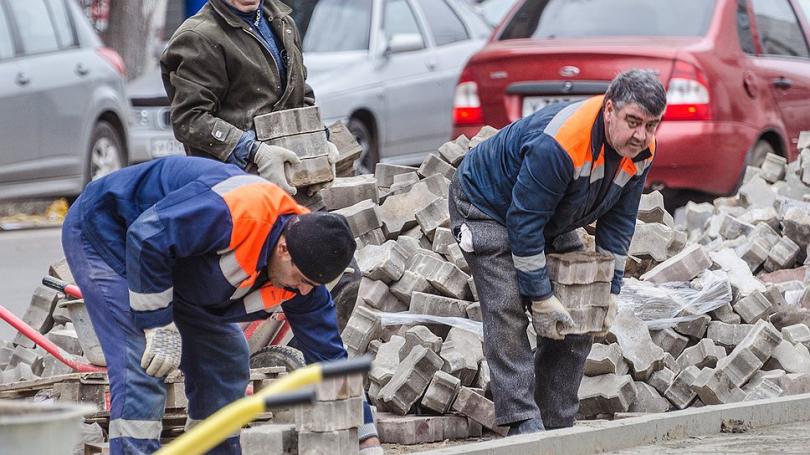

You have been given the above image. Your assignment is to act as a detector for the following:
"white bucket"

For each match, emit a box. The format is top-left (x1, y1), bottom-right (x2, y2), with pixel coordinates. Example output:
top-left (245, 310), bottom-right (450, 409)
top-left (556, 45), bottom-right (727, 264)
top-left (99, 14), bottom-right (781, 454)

top-left (0, 399), bottom-right (95, 455)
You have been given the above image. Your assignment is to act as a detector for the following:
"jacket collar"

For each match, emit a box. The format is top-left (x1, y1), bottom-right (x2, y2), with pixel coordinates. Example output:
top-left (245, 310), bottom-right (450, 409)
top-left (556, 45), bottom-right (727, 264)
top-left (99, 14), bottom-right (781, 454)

top-left (210, 0), bottom-right (292, 29)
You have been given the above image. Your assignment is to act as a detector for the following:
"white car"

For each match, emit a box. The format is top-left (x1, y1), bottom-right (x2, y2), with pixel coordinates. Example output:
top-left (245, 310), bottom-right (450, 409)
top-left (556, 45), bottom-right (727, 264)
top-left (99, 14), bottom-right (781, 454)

top-left (289, 0), bottom-right (491, 172)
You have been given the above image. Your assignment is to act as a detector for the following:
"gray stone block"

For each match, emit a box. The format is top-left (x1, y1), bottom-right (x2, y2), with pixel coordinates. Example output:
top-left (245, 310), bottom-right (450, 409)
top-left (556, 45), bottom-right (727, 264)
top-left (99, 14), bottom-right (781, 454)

top-left (357, 278), bottom-right (407, 313)
top-left (334, 199), bottom-right (382, 238)
top-left (584, 343), bottom-right (625, 376)
top-left (552, 282), bottom-right (611, 311)
top-left (629, 222), bottom-right (676, 262)
top-left (48, 257), bottom-right (74, 283)
top-left (782, 324), bottom-right (810, 348)
top-left (295, 397), bottom-right (364, 432)
top-left (674, 314), bottom-right (711, 339)
top-left (420, 173), bottom-right (451, 199)
top-left (685, 202), bottom-right (714, 233)
top-left (477, 359), bottom-right (490, 393)
top-left (675, 339), bottom-right (724, 370)
top-left (321, 175), bottom-right (378, 211)
top-left (341, 306), bottom-right (382, 357)
top-left (468, 126), bottom-right (499, 149)
top-left (0, 363), bottom-right (37, 383)
top-left (764, 236), bottom-right (801, 272)
top-left (735, 239), bottom-right (769, 272)
top-left (409, 292), bottom-right (471, 319)
top-left (629, 381), bottom-right (670, 413)
top-left (8, 345), bottom-right (43, 376)
top-left (743, 378), bottom-right (784, 401)
top-left (40, 356), bottom-right (73, 377)
top-left (710, 304), bottom-right (742, 325)
top-left (732, 291), bottom-right (774, 324)
top-left (390, 172), bottom-right (420, 195)
top-left (718, 214), bottom-right (755, 240)
top-left (400, 326), bottom-right (443, 358)
top-left (441, 328), bottom-right (483, 386)
top-left (415, 198), bottom-right (450, 241)
top-left (610, 310), bottom-right (666, 381)
top-left (739, 176), bottom-right (778, 209)
top-left (379, 345), bottom-right (444, 415)
top-left (377, 414), bottom-right (471, 445)
top-left (254, 105), bottom-right (322, 140)
top-left (647, 367), bottom-right (676, 396)
top-left (375, 163), bottom-right (419, 188)
top-left (421, 260), bottom-right (471, 301)
top-left (650, 329), bottom-right (688, 358)
top-left (266, 130), bottom-right (330, 160)
top-left (356, 241), bottom-right (408, 283)
top-left (736, 319), bottom-right (783, 363)
top-left (389, 271), bottom-right (434, 305)
top-left (706, 321), bottom-right (754, 349)
top-left (356, 228), bottom-right (386, 249)
top-left (438, 141), bottom-right (467, 167)
top-left (466, 302), bottom-right (481, 322)
top-left (46, 328), bottom-right (82, 356)
top-left (546, 251), bottom-right (614, 285)
top-left (637, 190), bottom-right (674, 227)
top-left (764, 340), bottom-right (810, 373)
top-left (285, 155), bottom-right (334, 187)
top-left (370, 335), bottom-right (406, 386)
top-left (316, 374), bottom-right (364, 401)
top-left (760, 152), bottom-right (787, 183)
top-left (451, 386), bottom-right (507, 436)
top-left (578, 374), bottom-right (637, 416)
top-left (241, 424), bottom-right (297, 455)
top-left (298, 428), bottom-right (357, 455)
top-left (690, 367), bottom-right (746, 405)
top-left (782, 207), bottom-right (810, 253)
top-left (19, 286), bottom-right (58, 335)
top-left (431, 227), bottom-right (455, 255)
top-left (417, 154), bottom-right (455, 180)
top-left (664, 365), bottom-right (700, 409)
top-left (421, 371), bottom-right (462, 414)
top-left (378, 183), bottom-right (440, 238)
top-left (640, 244), bottom-right (712, 284)
top-left (445, 243), bottom-right (470, 274)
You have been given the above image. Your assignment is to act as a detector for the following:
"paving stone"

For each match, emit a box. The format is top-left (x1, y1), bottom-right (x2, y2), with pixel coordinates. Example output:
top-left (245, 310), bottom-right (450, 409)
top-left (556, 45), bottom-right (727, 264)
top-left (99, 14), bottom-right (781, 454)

top-left (740, 207), bottom-right (780, 232)
top-left (690, 367), bottom-right (746, 405)
top-left (781, 324), bottom-right (810, 348)
top-left (637, 191), bottom-right (674, 227)
top-left (400, 326), bottom-right (443, 358)
top-left (437, 141), bottom-right (467, 167)
top-left (706, 321), bottom-right (754, 349)
top-left (441, 328), bottom-right (483, 386)
top-left (584, 343), bottom-right (625, 376)
top-left (8, 346), bottom-right (44, 376)
top-left (781, 372), bottom-right (810, 395)
top-left (736, 319), bottom-right (783, 362)
top-left (764, 340), bottom-right (810, 373)
top-left (422, 260), bottom-right (471, 301)
top-left (357, 278), bottom-right (407, 313)
top-left (732, 291), bottom-right (774, 324)
top-left (662, 352), bottom-right (681, 374)
top-left (377, 414), bottom-right (471, 444)
top-left (389, 271), bottom-right (434, 305)
top-left (630, 223), bottom-right (675, 262)
top-left (334, 199), bottom-right (382, 238)
top-left (782, 207), bottom-right (810, 253)
top-left (417, 154), bottom-right (455, 180)
top-left (546, 251), bottom-right (614, 285)
top-left (477, 359), bottom-right (490, 394)
top-left (640, 244), bottom-right (712, 284)
top-left (743, 369), bottom-right (787, 396)
top-left (0, 363), bottom-right (37, 383)
top-left (647, 367), bottom-right (676, 396)
top-left (378, 183), bottom-right (440, 238)
top-left (468, 276), bottom-right (478, 302)
top-left (718, 213), bottom-right (756, 240)
top-left (674, 314), bottom-right (711, 339)
top-left (322, 175), bottom-right (379, 211)
top-left (760, 152), bottom-right (787, 183)
top-left (341, 306), bottom-right (382, 357)
top-left (295, 397), bottom-right (364, 432)
top-left (445, 243), bottom-right (470, 274)
top-left (241, 424), bottom-right (297, 455)
top-left (415, 198), bottom-right (450, 241)
top-left (714, 320), bottom-right (782, 387)
top-left (17, 285), bottom-right (58, 336)
top-left (356, 241), bottom-right (408, 284)
top-left (390, 172), bottom-right (421, 195)
top-left (419, 173), bottom-right (451, 199)
top-left (763, 284), bottom-right (788, 308)
top-left (375, 163), bottom-right (419, 188)
top-left (379, 345), bottom-right (444, 415)
top-left (356, 228), bottom-right (386, 249)
top-left (738, 176), bottom-right (778, 209)
top-left (298, 428), bottom-right (357, 455)
top-left (760, 267), bottom-right (809, 285)
top-left (316, 374), bottom-right (364, 401)
top-left (421, 371), bottom-right (462, 414)
top-left (48, 257), bottom-right (74, 283)
top-left (685, 202), bottom-right (714, 233)
top-left (553, 282), bottom-right (612, 311)
top-left (710, 304), bottom-right (742, 325)
top-left (629, 381), bottom-right (671, 413)
top-left (466, 302), bottom-right (481, 322)
top-left (285, 155), bottom-right (333, 187)
top-left (40, 356), bottom-right (74, 377)
top-left (468, 126), bottom-right (499, 149)
top-left (46, 327), bottom-right (82, 356)
top-left (676, 339), bottom-right (724, 370)
top-left (0, 344), bottom-right (13, 371)
top-left (254, 105), bottom-right (322, 140)
top-left (743, 378), bottom-right (784, 401)
top-left (409, 292), bottom-right (471, 319)
top-left (370, 335), bottom-right (406, 386)
top-left (664, 366), bottom-right (700, 409)
top-left (711, 248), bottom-right (766, 296)
top-left (578, 374), bottom-right (637, 416)
top-left (610, 310), bottom-right (666, 381)
top-left (764, 236), bottom-right (801, 272)
top-left (451, 386), bottom-right (507, 436)
top-left (431, 227), bottom-right (455, 255)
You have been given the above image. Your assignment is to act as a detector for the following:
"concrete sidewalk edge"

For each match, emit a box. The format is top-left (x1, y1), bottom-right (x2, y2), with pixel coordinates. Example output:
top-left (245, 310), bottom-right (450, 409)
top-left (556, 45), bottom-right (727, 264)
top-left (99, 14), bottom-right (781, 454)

top-left (416, 393), bottom-right (810, 454)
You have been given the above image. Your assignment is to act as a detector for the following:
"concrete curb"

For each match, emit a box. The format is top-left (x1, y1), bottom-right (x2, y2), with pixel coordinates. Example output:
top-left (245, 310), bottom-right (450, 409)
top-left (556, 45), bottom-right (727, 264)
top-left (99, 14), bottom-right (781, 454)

top-left (416, 393), bottom-right (810, 454)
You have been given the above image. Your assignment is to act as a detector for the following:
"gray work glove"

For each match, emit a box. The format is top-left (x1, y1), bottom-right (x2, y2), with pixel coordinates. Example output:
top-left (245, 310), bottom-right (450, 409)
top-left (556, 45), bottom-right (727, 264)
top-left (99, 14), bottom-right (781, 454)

top-left (253, 142), bottom-right (301, 195)
top-left (303, 141), bottom-right (339, 197)
top-left (141, 322), bottom-right (182, 378)
top-left (326, 140), bottom-right (339, 164)
top-left (531, 295), bottom-right (575, 340)
top-left (595, 294), bottom-right (618, 337)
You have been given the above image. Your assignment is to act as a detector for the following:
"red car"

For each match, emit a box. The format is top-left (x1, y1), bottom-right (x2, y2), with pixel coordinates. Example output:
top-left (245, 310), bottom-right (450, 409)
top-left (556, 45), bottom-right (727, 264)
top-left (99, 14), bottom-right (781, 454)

top-left (452, 0), bottom-right (810, 195)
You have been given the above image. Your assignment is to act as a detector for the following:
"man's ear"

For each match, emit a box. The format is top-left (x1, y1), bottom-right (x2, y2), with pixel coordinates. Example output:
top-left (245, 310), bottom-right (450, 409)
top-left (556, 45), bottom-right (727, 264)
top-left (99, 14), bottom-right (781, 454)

top-left (276, 235), bottom-right (290, 258)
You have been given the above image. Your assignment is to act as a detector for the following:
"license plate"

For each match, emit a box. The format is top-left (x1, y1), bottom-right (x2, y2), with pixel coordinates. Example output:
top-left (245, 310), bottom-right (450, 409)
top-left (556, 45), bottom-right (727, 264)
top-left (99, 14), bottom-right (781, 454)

top-left (522, 96), bottom-right (587, 117)
top-left (151, 139), bottom-right (185, 158)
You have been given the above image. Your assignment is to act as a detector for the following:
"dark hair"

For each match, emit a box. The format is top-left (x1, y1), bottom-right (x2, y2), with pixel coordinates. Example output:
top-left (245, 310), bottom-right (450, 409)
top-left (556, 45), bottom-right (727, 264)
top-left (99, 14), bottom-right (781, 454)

top-left (604, 69), bottom-right (667, 117)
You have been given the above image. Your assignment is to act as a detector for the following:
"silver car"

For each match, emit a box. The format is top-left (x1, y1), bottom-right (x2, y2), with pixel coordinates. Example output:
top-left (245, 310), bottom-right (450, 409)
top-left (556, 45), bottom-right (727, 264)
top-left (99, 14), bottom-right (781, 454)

top-left (0, 0), bottom-right (130, 201)
top-left (291, 0), bottom-right (491, 171)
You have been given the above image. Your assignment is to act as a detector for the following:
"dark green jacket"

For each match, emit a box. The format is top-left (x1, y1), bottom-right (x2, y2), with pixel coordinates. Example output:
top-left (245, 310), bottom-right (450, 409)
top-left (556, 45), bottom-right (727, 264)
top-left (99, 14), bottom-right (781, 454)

top-left (160, 0), bottom-right (314, 161)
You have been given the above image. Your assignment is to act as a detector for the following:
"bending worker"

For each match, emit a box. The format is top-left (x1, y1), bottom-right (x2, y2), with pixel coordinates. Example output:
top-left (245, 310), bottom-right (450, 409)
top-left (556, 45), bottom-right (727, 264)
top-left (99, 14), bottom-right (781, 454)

top-left (449, 70), bottom-right (666, 435)
top-left (61, 156), bottom-right (381, 454)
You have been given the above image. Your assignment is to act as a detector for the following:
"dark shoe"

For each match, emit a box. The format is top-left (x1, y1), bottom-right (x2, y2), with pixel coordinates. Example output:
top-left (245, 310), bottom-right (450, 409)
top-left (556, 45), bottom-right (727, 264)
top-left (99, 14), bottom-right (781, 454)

top-left (507, 418), bottom-right (544, 436)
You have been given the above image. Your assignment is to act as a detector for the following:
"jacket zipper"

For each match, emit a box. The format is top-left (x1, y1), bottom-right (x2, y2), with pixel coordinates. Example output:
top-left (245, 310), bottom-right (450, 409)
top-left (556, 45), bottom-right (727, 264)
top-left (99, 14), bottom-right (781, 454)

top-left (241, 27), bottom-right (283, 93)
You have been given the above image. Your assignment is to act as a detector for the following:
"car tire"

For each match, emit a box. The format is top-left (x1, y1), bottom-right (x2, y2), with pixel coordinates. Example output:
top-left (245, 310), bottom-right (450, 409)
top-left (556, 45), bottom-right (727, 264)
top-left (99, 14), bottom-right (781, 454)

top-left (249, 345), bottom-right (306, 373)
top-left (348, 117), bottom-right (378, 175)
top-left (87, 120), bottom-right (125, 183)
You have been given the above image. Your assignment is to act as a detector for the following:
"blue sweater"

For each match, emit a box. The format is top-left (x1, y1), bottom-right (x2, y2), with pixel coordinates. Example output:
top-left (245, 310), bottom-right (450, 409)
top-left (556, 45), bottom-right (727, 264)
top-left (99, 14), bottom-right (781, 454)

top-left (457, 96), bottom-right (655, 299)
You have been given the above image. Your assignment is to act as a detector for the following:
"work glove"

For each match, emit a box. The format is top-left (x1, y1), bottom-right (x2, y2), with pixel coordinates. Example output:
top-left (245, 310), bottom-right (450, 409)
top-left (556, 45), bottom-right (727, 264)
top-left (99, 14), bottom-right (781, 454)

top-left (141, 323), bottom-right (182, 378)
top-left (252, 142), bottom-right (301, 195)
top-left (302, 141), bottom-right (340, 197)
top-left (594, 294), bottom-right (618, 338)
top-left (531, 295), bottom-right (575, 340)
top-left (326, 140), bottom-right (339, 164)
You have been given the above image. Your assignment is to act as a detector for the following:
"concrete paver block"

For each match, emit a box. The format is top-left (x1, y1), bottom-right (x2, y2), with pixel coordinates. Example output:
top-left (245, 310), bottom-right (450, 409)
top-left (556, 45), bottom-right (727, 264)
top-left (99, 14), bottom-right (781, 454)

top-left (466, 302), bottom-right (482, 322)
top-left (718, 214), bottom-right (755, 240)
top-left (743, 378), bottom-right (784, 401)
top-left (241, 424), bottom-right (297, 455)
top-left (782, 207), bottom-right (810, 253)
top-left (610, 310), bottom-right (666, 381)
top-left (736, 319), bottom-right (783, 363)
top-left (321, 175), bottom-right (378, 211)
top-left (676, 339), bottom-right (725, 370)
top-left (440, 328), bottom-right (484, 386)
top-left (357, 278), bottom-right (407, 313)
top-left (629, 381), bottom-right (671, 413)
top-left (445, 243), bottom-right (470, 273)
top-left (356, 241), bottom-right (408, 283)
top-left (417, 154), bottom-right (455, 180)
top-left (341, 306), bottom-right (382, 357)
top-left (477, 359), bottom-right (491, 393)
top-left (546, 251), bottom-right (614, 285)
top-left (400, 326), bottom-right (443, 358)
top-left (650, 329), bottom-right (688, 358)
top-left (295, 397), bottom-right (364, 432)
top-left (389, 271), bottom-right (435, 305)
top-left (370, 335), bottom-right (406, 386)
top-left (764, 340), bottom-right (810, 374)
top-left (760, 152), bottom-right (787, 183)
top-left (254, 106), bottom-right (322, 140)
top-left (285, 155), bottom-right (334, 187)
top-left (415, 198), bottom-right (451, 241)
top-left (664, 365), bottom-right (700, 409)
top-left (629, 223), bottom-right (675, 262)
top-left (764, 236), bottom-right (801, 272)
top-left (739, 176), bottom-right (778, 209)
top-left (378, 183), bottom-right (440, 238)
top-left (390, 172), bottom-right (420, 195)
top-left (735, 239), bottom-right (770, 273)
top-left (298, 428), bottom-right (358, 455)
top-left (710, 303), bottom-right (742, 325)
top-left (8, 345), bottom-right (44, 376)
top-left (19, 285), bottom-right (58, 335)
top-left (375, 163), bottom-right (419, 188)
top-left (421, 371), bottom-right (462, 414)
top-left (0, 363), bottom-right (37, 383)
top-left (685, 202), bottom-right (714, 233)
top-left (409, 292), bottom-right (471, 319)
top-left (585, 343), bottom-right (626, 376)
top-left (647, 367), bottom-right (676, 396)
top-left (690, 367), bottom-right (746, 405)
top-left (674, 314), bottom-right (711, 339)
top-left (640, 244), bottom-right (712, 284)
top-left (578, 374), bottom-right (637, 416)
top-left (46, 327), bottom-right (83, 356)
top-left (334, 199), bottom-right (382, 238)
top-left (706, 321), bottom-right (754, 349)
top-left (377, 414), bottom-right (471, 444)
top-left (265, 130), bottom-right (330, 160)
top-left (40, 356), bottom-right (74, 377)
top-left (421, 260), bottom-right (471, 301)
top-left (316, 374), bottom-right (364, 401)
top-left (438, 141), bottom-right (467, 167)
top-left (451, 386), bottom-right (507, 436)
top-left (732, 291), bottom-right (774, 324)
top-left (637, 191), bottom-right (674, 227)
top-left (431, 227), bottom-right (455, 255)
top-left (379, 345), bottom-right (444, 415)
top-left (48, 257), bottom-right (75, 283)
top-left (781, 324), bottom-right (810, 348)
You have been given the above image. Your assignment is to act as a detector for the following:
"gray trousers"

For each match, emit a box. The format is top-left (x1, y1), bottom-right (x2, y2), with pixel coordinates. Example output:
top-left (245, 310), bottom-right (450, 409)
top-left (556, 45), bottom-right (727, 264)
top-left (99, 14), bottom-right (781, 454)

top-left (448, 178), bottom-right (593, 428)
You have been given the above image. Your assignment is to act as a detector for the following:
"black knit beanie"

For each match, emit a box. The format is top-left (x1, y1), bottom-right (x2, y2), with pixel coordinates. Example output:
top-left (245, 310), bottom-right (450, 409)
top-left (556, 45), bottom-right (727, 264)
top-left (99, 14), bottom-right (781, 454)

top-left (284, 212), bottom-right (356, 284)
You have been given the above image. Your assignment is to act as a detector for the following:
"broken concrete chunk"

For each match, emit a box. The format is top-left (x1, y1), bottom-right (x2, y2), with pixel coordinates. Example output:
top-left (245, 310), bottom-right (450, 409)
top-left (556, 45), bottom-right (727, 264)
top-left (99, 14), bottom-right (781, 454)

top-left (584, 343), bottom-right (625, 376)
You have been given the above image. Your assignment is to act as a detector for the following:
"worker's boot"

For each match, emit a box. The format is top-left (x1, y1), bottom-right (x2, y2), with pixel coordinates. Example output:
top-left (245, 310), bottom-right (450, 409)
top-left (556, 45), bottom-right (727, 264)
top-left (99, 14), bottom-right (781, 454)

top-left (507, 417), bottom-right (544, 436)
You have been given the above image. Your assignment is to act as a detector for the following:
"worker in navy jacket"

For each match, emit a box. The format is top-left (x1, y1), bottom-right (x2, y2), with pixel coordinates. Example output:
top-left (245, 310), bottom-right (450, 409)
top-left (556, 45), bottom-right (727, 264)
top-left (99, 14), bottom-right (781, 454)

top-left (61, 156), bottom-right (380, 454)
top-left (449, 70), bottom-right (666, 435)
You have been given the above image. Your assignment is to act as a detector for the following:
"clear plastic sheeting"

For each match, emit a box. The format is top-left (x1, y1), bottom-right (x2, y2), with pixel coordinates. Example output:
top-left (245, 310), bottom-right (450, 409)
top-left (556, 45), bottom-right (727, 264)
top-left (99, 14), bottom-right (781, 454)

top-left (617, 270), bottom-right (733, 330)
top-left (378, 312), bottom-right (484, 340)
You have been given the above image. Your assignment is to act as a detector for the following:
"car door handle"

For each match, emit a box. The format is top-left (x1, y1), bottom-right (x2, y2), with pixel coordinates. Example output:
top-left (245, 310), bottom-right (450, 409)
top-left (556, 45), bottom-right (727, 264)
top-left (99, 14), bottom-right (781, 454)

top-left (15, 73), bottom-right (30, 86)
top-left (75, 63), bottom-right (89, 76)
top-left (425, 57), bottom-right (437, 71)
top-left (772, 77), bottom-right (793, 89)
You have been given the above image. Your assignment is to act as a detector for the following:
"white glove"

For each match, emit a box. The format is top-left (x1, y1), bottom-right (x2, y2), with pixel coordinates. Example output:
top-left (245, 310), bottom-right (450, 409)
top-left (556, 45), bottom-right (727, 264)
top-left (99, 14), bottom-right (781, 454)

top-left (141, 323), bottom-right (182, 378)
top-left (253, 142), bottom-right (301, 195)
top-left (325, 141), bottom-right (339, 164)
top-left (595, 294), bottom-right (619, 337)
top-left (531, 295), bottom-right (575, 340)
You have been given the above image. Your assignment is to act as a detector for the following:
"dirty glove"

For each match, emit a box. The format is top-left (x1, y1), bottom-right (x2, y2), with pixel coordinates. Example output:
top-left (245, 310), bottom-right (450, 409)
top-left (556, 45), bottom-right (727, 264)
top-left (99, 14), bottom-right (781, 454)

top-left (252, 142), bottom-right (301, 195)
top-left (531, 295), bottom-right (575, 340)
top-left (325, 141), bottom-right (339, 164)
top-left (594, 294), bottom-right (618, 338)
top-left (141, 323), bottom-right (182, 378)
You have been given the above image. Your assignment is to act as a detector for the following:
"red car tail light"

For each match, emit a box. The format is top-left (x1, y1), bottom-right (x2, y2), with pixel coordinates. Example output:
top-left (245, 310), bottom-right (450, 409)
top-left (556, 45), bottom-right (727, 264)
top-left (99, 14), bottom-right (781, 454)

top-left (453, 78), bottom-right (484, 126)
top-left (664, 60), bottom-right (711, 121)
top-left (97, 47), bottom-right (127, 78)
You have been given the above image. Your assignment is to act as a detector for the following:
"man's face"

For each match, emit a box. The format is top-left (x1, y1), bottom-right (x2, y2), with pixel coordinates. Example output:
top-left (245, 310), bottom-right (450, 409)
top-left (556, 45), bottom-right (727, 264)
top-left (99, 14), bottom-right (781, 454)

top-left (227, 0), bottom-right (261, 13)
top-left (604, 100), bottom-right (663, 159)
top-left (268, 236), bottom-right (319, 295)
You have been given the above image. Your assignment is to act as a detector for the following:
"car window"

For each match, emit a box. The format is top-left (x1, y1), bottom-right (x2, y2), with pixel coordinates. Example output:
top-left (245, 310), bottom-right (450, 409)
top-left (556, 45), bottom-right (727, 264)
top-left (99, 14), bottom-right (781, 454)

top-left (45, 0), bottom-right (76, 48)
top-left (286, 0), bottom-right (372, 52)
top-left (751, 0), bottom-right (810, 58)
top-left (415, 0), bottom-right (468, 46)
top-left (7, 0), bottom-right (60, 54)
top-left (384, 0), bottom-right (424, 43)
top-left (0, 6), bottom-right (14, 59)
top-left (737, 0), bottom-right (756, 54)
top-left (500, 0), bottom-right (716, 40)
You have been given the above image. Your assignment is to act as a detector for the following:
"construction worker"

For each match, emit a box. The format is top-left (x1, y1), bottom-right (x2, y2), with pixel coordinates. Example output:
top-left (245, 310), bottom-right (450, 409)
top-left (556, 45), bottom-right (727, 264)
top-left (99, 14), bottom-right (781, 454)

top-left (160, 0), bottom-right (336, 195)
top-left (449, 70), bottom-right (667, 435)
top-left (61, 156), bottom-right (382, 454)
